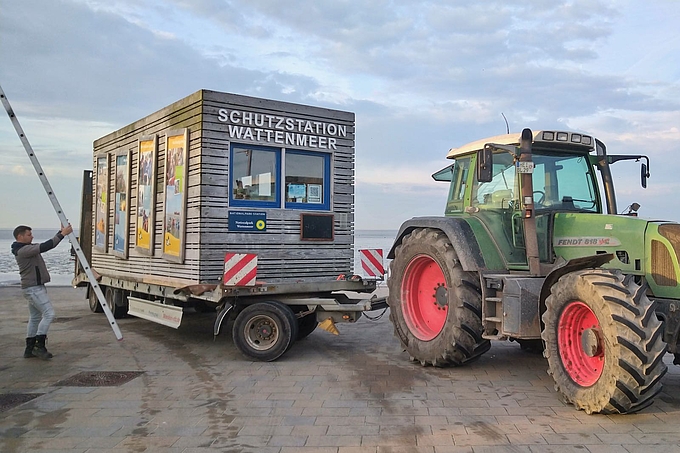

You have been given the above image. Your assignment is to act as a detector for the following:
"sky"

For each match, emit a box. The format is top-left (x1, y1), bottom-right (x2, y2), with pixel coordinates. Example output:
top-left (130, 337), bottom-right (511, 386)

top-left (0, 0), bottom-right (678, 230)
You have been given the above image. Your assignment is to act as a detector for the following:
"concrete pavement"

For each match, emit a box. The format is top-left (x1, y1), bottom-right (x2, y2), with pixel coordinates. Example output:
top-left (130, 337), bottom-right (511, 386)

top-left (1, 285), bottom-right (680, 453)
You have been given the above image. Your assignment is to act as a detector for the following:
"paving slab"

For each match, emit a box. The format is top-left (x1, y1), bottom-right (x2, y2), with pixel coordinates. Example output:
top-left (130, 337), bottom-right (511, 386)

top-left (1, 286), bottom-right (679, 452)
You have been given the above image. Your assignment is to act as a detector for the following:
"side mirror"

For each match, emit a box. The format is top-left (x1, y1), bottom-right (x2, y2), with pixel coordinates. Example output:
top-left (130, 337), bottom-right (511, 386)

top-left (641, 163), bottom-right (647, 188)
top-left (477, 146), bottom-right (493, 183)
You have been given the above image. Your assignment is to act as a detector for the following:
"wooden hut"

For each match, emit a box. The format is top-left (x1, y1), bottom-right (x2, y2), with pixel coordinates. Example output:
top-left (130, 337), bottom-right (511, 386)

top-left (90, 90), bottom-right (355, 286)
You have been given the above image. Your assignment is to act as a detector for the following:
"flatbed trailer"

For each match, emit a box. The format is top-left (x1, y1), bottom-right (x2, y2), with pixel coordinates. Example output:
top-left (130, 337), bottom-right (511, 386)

top-left (73, 270), bottom-right (387, 361)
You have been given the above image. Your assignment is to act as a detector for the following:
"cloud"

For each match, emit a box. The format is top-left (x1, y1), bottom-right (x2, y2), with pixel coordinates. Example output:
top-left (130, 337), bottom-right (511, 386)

top-left (1, 0), bottom-right (678, 228)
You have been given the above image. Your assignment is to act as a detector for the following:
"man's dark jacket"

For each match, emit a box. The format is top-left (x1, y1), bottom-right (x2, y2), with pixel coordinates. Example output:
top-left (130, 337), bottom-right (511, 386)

top-left (11, 232), bottom-right (64, 289)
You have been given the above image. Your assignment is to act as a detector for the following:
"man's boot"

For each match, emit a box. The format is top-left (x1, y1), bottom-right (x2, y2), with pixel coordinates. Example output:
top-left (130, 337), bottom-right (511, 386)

top-left (24, 337), bottom-right (37, 358)
top-left (34, 335), bottom-right (53, 360)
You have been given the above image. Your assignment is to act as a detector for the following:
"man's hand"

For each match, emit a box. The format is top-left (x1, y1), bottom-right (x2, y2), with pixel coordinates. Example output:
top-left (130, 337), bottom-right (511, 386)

top-left (61, 224), bottom-right (73, 236)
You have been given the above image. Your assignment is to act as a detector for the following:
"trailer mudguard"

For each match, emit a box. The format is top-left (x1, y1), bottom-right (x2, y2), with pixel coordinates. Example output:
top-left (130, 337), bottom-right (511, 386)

top-left (387, 217), bottom-right (486, 272)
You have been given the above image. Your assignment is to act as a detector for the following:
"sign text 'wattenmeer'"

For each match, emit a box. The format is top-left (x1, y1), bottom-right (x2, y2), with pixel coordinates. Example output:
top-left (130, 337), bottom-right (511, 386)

top-left (217, 108), bottom-right (347, 150)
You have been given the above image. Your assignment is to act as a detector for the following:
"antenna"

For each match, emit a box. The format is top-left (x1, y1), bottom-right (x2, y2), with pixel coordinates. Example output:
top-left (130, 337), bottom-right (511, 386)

top-left (501, 113), bottom-right (509, 134)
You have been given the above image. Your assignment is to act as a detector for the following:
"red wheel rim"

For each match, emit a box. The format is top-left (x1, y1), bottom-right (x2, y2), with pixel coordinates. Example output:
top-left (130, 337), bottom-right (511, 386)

top-left (557, 300), bottom-right (604, 386)
top-left (401, 255), bottom-right (447, 341)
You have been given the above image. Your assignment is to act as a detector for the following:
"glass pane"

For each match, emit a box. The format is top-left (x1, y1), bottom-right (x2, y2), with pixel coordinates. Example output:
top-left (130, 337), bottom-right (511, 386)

top-left (285, 153), bottom-right (325, 204)
top-left (232, 147), bottom-right (277, 202)
top-left (532, 153), bottom-right (598, 211)
top-left (445, 157), bottom-right (470, 213)
top-left (473, 152), bottom-right (517, 208)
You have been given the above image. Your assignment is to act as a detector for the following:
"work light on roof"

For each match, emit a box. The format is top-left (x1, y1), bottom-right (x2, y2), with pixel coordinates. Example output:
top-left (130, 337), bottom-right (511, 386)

top-left (571, 134), bottom-right (582, 143)
top-left (542, 131), bottom-right (555, 141)
top-left (556, 132), bottom-right (569, 141)
top-left (582, 136), bottom-right (592, 145)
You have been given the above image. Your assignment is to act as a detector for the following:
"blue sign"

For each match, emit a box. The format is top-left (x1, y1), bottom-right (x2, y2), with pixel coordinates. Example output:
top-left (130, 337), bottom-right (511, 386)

top-left (228, 210), bottom-right (267, 232)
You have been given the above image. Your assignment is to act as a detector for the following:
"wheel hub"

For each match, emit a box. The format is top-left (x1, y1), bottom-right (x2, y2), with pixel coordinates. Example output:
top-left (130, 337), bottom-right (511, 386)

top-left (434, 284), bottom-right (448, 309)
top-left (581, 327), bottom-right (602, 358)
top-left (257, 323), bottom-right (273, 339)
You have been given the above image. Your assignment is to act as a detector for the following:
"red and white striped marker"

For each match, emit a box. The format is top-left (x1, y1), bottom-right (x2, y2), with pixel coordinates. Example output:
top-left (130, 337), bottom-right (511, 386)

top-left (223, 253), bottom-right (258, 286)
top-left (359, 249), bottom-right (385, 278)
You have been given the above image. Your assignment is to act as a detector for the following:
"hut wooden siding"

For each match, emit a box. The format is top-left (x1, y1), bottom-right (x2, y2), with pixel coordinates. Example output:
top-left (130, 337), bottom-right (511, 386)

top-left (90, 90), bottom-right (355, 286)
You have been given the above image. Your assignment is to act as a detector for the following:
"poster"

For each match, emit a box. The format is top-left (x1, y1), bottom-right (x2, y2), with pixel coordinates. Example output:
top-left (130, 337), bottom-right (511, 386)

top-left (136, 137), bottom-right (156, 254)
top-left (94, 156), bottom-right (108, 251)
top-left (113, 152), bottom-right (130, 258)
top-left (162, 129), bottom-right (188, 263)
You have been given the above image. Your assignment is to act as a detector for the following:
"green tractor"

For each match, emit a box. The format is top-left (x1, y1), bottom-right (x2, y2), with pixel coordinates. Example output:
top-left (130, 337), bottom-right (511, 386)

top-left (387, 128), bottom-right (679, 414)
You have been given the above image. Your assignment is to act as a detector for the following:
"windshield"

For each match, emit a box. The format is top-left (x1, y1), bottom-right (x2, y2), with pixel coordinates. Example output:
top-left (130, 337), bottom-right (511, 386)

top-left (473, 151), bottom-right (599, 212)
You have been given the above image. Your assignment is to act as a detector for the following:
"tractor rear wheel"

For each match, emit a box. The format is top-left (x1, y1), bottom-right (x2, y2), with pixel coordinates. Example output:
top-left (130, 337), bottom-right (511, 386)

top-left (542, 270), bottom-right (667, 414)
top-left (388, 228), bottom-right (490, 366)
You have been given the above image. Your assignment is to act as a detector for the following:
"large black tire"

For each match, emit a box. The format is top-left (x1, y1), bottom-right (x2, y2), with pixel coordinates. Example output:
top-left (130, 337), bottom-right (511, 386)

top-left (296, 313), bottom-right (318, 340)
top-left (387, 228), bottom-right (490, 366)
top-left (232, 301), bottom-right (299, 361)
top-left (88, 286), bottom-right (104, 313)
top-left (105, 286), bottom-right (128, 319)
top-left (542, 269), bottom-right (667, 414)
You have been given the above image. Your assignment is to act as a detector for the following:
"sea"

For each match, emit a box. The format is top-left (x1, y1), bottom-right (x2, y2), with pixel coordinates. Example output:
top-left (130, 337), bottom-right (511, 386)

top-left (0, 229), bottom-right (398, 287)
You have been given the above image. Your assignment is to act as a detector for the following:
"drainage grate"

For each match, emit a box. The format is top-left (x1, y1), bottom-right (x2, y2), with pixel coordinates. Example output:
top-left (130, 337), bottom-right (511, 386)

top-left (54, 371), bottom-right (144, 387)
top-left (0, 393), bottom-right (43, 412)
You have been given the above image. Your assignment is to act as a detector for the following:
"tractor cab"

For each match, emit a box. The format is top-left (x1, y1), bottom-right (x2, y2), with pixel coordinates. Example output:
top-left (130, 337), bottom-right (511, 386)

top-left (435, 130), bottom-right (649, 272)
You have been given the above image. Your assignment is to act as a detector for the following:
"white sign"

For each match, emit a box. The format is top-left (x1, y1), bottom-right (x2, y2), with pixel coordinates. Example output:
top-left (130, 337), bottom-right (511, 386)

top-left (127, 297), bottom-right (183, 329)
top-left (516, 161), bottom-right (534, 174)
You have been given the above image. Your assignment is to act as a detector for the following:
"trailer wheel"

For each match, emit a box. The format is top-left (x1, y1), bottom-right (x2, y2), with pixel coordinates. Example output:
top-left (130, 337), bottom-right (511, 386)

top-left (232, 301), bottom-right (299, 361)
top-left (542, 270), bottom-right (667, 414)
top-left (297, 313), bottom-right (318, 340)
top-left (88, 286), bottom-right (103, 313)
top-left (105, 286), bottom-right (128, 319)
top-left (388, 228), bottom-right (490, 366)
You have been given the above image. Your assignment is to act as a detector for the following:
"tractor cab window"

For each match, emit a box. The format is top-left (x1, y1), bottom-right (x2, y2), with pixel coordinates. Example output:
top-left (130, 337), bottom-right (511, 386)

top-left (444, 157), bottom-right (470, 213)
top-left (474, 152), bottom-right (517, 209)
top-left (532, 153), bottom-right (599, 212)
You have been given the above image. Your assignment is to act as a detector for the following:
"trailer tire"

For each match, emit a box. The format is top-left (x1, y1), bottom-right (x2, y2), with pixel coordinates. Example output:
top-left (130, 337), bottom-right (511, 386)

top-left (542, 269), bottom-right (667, 414)
top-left (232, 301), bottom-right (299, 361)
top-left (105, 286), bottom-right (128, 319)
top-left (388, 228), bottom-right (490, 366)
top-left (88, 286), bottom-right (104, 313)
top-left (297, 313), bottom-right (318, 340)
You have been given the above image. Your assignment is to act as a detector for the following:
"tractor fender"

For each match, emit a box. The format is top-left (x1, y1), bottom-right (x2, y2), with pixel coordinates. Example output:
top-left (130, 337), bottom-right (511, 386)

top-left (538, 253), bottom-right (615, 314)
top-left (387, 217), bottom-right (486, 272)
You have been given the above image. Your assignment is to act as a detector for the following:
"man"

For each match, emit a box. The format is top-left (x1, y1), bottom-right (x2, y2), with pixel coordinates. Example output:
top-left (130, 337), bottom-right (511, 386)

top-left (11, 224), bottom-right (72, 360)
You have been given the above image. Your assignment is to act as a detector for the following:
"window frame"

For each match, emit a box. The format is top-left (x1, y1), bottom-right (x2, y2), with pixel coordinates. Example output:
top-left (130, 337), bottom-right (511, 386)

top-left (229, 143), bottom-right (282, 209)
top-left (284, 149), bottom-right (331, 211)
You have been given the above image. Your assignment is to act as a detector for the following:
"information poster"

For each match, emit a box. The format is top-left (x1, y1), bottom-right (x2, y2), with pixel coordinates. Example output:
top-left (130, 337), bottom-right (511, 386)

top-left (162, 130), bottom-right (188, 263)
top-left (136, 137), bottom-right (156, 254)
top-left (94, 156), bottom-right (108, 251)
top-left (113, 152), bottom-right (130, 258)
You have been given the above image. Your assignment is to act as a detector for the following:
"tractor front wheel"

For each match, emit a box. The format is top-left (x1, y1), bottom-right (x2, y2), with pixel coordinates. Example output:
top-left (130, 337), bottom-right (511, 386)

top-left (542, 270), bottom-right (667, 414)
top-left (388, 228), bottom-right (490, 366)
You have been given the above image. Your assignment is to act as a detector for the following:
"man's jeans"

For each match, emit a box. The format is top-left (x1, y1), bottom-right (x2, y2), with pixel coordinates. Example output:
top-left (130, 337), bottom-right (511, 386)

top-left (22, 285), bottom-right (55, 337)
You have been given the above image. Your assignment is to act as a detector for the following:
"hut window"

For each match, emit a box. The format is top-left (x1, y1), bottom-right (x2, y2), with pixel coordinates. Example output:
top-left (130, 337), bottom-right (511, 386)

top-left (230, 145), bottom-right (281, 208)
top-left (285, 150), bottom-right (331, 211)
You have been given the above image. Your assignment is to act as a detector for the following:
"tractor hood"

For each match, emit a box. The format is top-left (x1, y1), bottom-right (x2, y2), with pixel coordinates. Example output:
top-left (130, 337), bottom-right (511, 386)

top-left (553, 212), bottom-right (680, 298)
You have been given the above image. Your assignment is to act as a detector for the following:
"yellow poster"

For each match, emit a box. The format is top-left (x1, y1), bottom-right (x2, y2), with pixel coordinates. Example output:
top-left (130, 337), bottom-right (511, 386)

top-left (163, 132), bottom-right (187, 261)
top-left (136, 138), bottom-right (155, 252)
